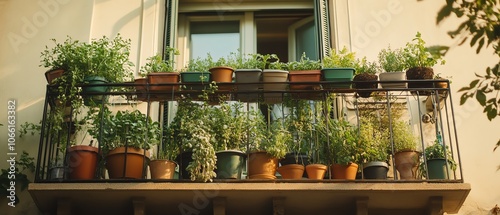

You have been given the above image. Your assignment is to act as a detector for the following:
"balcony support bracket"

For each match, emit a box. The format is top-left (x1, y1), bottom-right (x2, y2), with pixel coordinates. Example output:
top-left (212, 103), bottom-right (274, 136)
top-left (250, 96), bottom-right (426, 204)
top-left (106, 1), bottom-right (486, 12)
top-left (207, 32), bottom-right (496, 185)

top-left (428, 196), bottom-right (444, 215)
top-left (273, 197), bottom-right (286, 215)
top-left (213, 197), bottom-right (226, 215)
top-left (132, 197), bottom-right (146, 215)
top-left (356, 197), bottom-right (369, 215)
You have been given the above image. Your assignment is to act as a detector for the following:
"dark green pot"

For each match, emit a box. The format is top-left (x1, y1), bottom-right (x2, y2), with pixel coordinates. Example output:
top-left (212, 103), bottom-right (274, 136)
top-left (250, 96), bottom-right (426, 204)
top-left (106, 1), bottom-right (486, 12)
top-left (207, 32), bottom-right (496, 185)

top-left (215, 150), bottom-right (247, 179)
top-left (427, 159), bottom-right (453, 179)
top-left (321, 68), bottom-right (355, 89)
top-left (362, 161), bottom-right (389, 179)
top-left (82, 76), bottom-right (109, 106)
top-left (180, 72), bottom-right (210, 90)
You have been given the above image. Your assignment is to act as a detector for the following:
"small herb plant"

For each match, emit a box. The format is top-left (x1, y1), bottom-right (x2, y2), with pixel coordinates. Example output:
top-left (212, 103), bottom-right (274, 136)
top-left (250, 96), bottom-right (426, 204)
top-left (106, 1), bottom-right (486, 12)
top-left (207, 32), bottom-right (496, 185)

top-left (378, 46), bottom-right (406, 72)
top-left (390, 120), bottom-right (419, 152)
top-left (139, 47), bottom-right (180, 77)
top-left (322, 47), bottom-right (357, 68)
top-left (286, 53), bottom-right (322, 71)
top-left (403, 32), bottom-right (446, 69)
top-left (419, 139), bottom-right (457, 177)
top-left (354, 57), bottom-right (380, 75)
top-left (86, 107), bottom-right (160, 156)
top-left (317, 118), bottom-right (360, 165)
top-left (247, 110), bottom-right (289, 159)
top-left (358, 117), bottom-right (389, 163)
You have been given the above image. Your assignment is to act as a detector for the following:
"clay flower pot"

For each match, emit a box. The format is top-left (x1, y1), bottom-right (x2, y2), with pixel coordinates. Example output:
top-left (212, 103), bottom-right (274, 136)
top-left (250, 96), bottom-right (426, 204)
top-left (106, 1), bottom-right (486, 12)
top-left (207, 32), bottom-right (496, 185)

top-left (394, 151), bottom-right (421, 180)
top-left (330, 163), bottom-right (359, 180)
top-left (248, 151), bottom-right (278, 179)
top-left (106, 147), bottom-right (150, 179)
top-left (67, 145), bottom-right (99, 180)
top-left (149, 160), bottom-right (177, 179)
top-left (305, 164), bottom-right (328, 180)
top-left (277, 164), bottom-right (305, 179)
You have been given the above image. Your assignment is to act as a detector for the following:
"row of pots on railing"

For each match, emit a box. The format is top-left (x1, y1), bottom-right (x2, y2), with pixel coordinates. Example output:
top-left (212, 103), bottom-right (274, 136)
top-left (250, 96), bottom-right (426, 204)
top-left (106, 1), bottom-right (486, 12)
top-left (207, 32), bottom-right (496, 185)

top-left (50, 146), bottom-right (452, 181)
top-left (133, 67), bottom-right (449, 103)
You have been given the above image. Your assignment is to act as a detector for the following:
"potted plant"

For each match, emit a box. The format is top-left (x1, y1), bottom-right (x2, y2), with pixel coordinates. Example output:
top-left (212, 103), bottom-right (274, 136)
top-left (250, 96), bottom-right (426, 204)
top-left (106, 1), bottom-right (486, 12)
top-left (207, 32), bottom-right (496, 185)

top-left (209, 54), bottom-right (234, 91)
top-left (317, 117), bottom-right (360, 180)
top-left (262, 54), bottom-right (289, 104)
top-left (402, 32), bottom-right (446, 92)
top-left (378, 46), bottom-right (407, 88)
top-left (164, 98), bottom-right (217, 182)
top-left (353, 57), bottom-right (380, 98)
top-left (181, 55), bottom-right (212, 91)
top-left (358, 117), bottom-right (389, 179)
top-left (247, 113), bottom-right (289, 179)
top-left (277, 99), bottom-right (315, 179)
top-left (390, 120), bottom-right (421, 180)
top-left (420, 139), bottom-right (457, 179)
top-left (321, 47), bottom-right (357, 89)
top-left (231, 52), bottom-right (265, 102)
top-left (138, 47), bottom-right (180, 100)
top-left (87, 107), bottom-right (160, 179)
top-left (287, 53), bottom-right (322, 91)
top-left (149, 144), bottom-right (178, 180)
top-left (209, 102), bottom-right (249, 179)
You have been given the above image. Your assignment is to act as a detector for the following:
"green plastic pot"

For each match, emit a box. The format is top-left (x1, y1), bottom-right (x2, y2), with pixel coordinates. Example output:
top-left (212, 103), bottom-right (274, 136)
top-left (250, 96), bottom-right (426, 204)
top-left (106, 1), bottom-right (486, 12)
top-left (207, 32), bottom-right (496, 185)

top-left (82, 76), bottom-right (109, 106)
top-left (215, 150), bottom-right (247, 179)
top-left (321, 68), bottom-right (355, 89)
top-left (180, 72), bottom-right (210, 90)
top-left (427, 159), bottom-right (453, 179)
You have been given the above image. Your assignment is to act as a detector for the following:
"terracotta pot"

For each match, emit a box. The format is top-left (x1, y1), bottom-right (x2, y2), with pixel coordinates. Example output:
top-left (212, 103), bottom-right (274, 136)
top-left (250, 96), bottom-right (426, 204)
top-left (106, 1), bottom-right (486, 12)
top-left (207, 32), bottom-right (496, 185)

top-left (67, 145), bottom-right (99, 180)
top-left (277, 164), bottom-right (305, 179)
top-left (147, 72), bottom-right (180, 92)
top-left (45, 68), bottom-right (65, 84)
top-left (394, 151), bottom-right (421, 180)
top-left (248, 151), bottom-right (278, 179)
top-left (149, 159), bottom-right (177, 179)
top-left (106, 147), bottom-right (150, 179)
top-left (330, 163), bottom-right (359, 180)
top-left (305, 164), bottom-right (328, 180)
top-left (134, 78), bottom-right (149, 101)
top-left (288, 70), bottom-right (321, 90)
top-left (379, 72), bottom-right (407, 89)
top-left (209, 66), bottom-right (234, 91)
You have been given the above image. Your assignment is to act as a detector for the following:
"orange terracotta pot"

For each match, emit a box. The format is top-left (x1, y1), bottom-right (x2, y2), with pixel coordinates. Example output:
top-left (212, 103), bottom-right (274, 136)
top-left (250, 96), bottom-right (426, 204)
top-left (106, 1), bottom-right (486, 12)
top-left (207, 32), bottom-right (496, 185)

top-left (147, 72), bottom-right (180, 92)
top-left (248, 152), bottom-right (278, 179)
top-left (277, 164), bottom-right (305, 179)
top-left (106, 147), bottom-right (150, 179)
top-left (209, 66), bottom-right (234, 91)
top-left (330, 163), bottom-right (359, 180)
top-left (149, 160), bottom-right (177, 179)
top-left (67, 145), bottom-right (99, 180)
top-left (45, 68), bottom-right (65, 84)
top-left (288, 70), bottom-right (321, 90)
top-left (305, 164), bottom-right (328, 180)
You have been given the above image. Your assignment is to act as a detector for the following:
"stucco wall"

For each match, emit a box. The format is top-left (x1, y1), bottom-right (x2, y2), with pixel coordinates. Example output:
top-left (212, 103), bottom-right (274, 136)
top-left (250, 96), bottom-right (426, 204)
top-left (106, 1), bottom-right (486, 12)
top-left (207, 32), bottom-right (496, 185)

top-left (0, 0), bottom-right (499, 214)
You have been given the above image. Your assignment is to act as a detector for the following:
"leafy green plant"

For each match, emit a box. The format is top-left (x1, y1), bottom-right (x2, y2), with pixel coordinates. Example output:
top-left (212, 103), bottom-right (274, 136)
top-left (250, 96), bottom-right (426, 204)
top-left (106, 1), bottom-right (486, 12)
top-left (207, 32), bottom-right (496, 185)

top-left (378, 46), bottom-right (406, 72)
top-left (322, 47), bottom-right (357, 68)
top-left (183, 55), bottom-right (212, 72)
top-left (402, 32), bottom-right (446, 69)
top-left (247, 110), bottom-right (289, 159)
top-left (390, 120), bottom-right (419, 152)
top-left (86, 107), bottom-right (160, 156)
top-left (358, 117), bottom-right (389, 163)
top-left (284, 99), bottom-right (315, 159)
top-left (354, 57), bottom-right (380, 75)
top-left (227, 51), bottom-right (267, 70)
top-left (317, 118), bottom-right (360, 165)
top-left (209, 102), bottom-right (249, 151)
top-left (286, 52), bottom-right (322, 71)
top-left (419, 140), bottom-right (457, 177)
top-left (139, 47), bottom-right (180, 77)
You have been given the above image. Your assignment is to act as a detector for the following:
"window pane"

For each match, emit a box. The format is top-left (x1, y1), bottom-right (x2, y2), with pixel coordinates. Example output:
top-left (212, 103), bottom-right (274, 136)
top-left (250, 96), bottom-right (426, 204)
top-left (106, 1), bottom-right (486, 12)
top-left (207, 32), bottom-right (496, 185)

top-left (190, 21), bottom-right (240, 60)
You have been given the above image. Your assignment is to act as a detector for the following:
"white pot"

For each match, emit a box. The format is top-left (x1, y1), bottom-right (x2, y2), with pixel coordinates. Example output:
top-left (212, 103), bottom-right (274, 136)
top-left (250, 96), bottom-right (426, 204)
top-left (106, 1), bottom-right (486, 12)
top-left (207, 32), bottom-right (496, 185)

top-left (379, 72), bottom-right (407, 89)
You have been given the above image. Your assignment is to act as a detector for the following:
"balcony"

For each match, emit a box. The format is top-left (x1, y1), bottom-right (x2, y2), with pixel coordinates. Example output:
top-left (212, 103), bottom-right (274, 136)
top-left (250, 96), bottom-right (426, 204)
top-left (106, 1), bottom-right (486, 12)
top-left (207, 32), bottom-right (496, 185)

top-left (28, 79), bottom-right (470, 215)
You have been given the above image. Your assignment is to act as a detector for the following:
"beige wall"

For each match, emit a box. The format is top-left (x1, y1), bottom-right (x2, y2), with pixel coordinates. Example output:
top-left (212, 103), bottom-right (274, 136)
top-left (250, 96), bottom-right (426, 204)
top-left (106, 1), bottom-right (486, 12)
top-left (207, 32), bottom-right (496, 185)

top-left (0, 0), bottom-right (499, 214)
